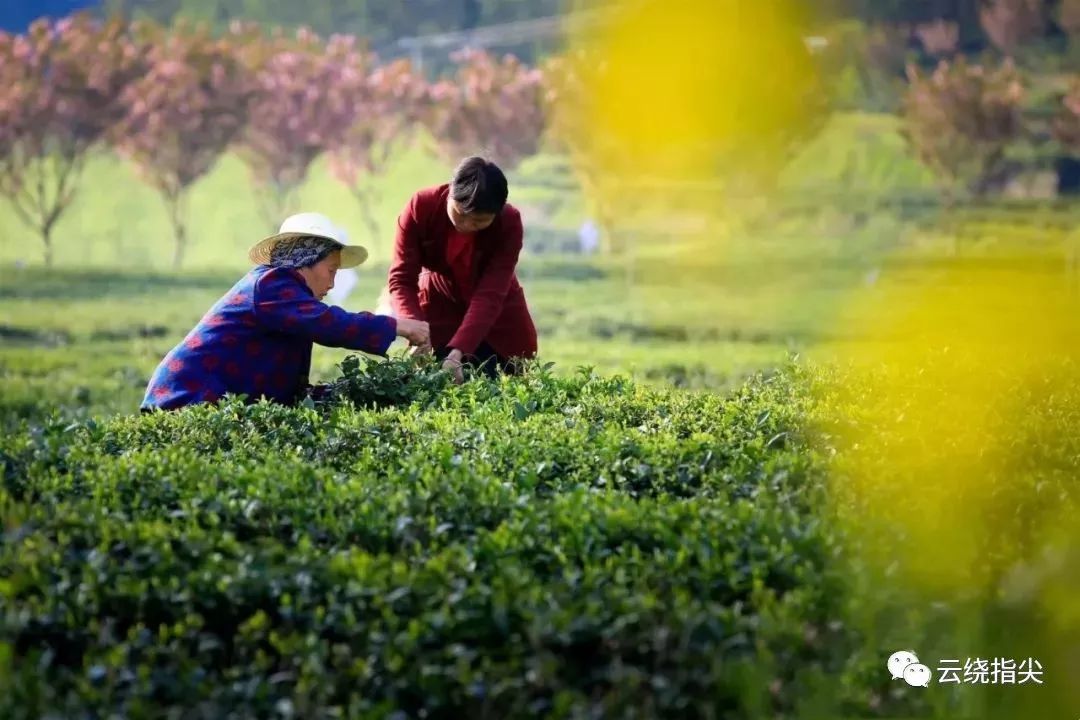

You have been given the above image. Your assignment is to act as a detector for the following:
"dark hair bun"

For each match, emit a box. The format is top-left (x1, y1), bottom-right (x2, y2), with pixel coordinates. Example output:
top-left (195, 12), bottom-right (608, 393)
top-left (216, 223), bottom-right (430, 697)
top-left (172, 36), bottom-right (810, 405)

top-left (450, 156), bottom-right (508, 215)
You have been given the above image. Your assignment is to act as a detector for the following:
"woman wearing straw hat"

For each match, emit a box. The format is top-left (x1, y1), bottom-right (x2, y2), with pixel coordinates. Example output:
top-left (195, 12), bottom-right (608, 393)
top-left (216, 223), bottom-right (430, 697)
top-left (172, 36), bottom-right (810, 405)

top-left (388, 156), bottom-right (538, 383)
top-left (141, 212), bottom-right (429, 411)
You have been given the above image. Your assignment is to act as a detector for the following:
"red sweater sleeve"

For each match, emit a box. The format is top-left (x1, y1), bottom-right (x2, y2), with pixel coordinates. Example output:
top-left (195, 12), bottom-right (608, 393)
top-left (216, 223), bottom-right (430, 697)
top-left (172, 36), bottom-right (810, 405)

top-left (448, 208), bottom-right (523, 355)
top-left (388, 192), bottom-right (424, 321)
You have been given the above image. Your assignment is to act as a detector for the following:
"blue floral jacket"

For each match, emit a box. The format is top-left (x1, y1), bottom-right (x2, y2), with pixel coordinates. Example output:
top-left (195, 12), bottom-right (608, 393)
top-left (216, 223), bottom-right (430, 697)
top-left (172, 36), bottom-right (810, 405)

top-left (142, 265), bottom-right (397, 410)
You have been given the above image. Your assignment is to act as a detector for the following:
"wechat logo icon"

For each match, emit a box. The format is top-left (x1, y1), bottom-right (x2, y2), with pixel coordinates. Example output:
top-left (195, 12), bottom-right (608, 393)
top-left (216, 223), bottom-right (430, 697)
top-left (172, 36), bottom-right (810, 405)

top-left (889, 650), bottom-right (931, 687)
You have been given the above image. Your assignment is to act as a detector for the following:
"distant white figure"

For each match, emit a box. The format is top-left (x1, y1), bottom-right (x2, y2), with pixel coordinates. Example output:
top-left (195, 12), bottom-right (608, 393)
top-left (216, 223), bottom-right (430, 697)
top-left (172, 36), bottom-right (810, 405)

top-left (325, 268), bottom-right (358, 306)
top-left (375, 284), bottom-right (395, 317)
top-left (578, 219), bottom-right (600, 255)
top-left (324, 224), bottom-right (360, 307)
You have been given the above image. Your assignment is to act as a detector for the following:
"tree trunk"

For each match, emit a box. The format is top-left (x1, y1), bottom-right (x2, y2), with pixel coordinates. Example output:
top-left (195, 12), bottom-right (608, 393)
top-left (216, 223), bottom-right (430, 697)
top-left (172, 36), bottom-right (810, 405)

top-left (173, 219), bottom-right (187, 270)
top-left (164, 189), bottom-right (189, 270)
top-left (40, 221), bottom-right (54, 268)
top-left (257, 182), bottom-right (297, 233)
top-left (0, 142), bottom-right (88, 269)
top-left (353, 187), bottom-right (382, 249)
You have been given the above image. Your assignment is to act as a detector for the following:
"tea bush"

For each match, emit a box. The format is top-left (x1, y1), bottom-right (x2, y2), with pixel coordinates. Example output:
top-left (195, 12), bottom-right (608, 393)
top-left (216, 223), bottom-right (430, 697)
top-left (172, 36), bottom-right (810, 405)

top-left (0, 356), bottom-right (880, 720)
top-left (7, 349), bottom-right (1078, 719)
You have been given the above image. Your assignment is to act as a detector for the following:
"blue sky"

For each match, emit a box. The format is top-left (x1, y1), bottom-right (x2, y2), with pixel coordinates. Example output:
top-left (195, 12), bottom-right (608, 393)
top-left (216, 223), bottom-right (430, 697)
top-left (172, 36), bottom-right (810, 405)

top-left (0, 0), bottom-right (99, 31)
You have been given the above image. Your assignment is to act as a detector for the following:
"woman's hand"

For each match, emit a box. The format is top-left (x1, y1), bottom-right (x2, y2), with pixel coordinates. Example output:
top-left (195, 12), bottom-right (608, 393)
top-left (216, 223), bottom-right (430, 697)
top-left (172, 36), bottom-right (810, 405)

top-left (408, 341), bottom-right (433, 358)
top-left (442, 348), bottom-right (465, 384)
top-left (395, 318), bottom-right (430, 347)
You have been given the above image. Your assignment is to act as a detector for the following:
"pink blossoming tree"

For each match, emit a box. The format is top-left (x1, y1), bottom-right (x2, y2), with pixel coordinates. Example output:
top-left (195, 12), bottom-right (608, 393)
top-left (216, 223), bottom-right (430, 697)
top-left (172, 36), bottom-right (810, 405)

top-left (424, 48), bottom-right (546, 173)
top-left (235, 28), bottom-right (372, 230)
top-left (326, 56), bottom-right (429, 246)
top-left (0, 15), bottom-right (146, 266)
top-left (111, 21), bottom-right (255, 268)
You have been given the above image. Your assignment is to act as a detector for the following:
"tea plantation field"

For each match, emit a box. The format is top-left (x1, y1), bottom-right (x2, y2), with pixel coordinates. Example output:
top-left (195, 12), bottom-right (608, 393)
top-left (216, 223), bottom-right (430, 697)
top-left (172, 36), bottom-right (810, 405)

top-left (4, 355), bottom-right (1077, 718)
top-left (4, 190), bottom-right (1080, 716)
top-left (1, 353), bottom-right (859, 718)
top-left (0, 258), bottom-right (850, 718)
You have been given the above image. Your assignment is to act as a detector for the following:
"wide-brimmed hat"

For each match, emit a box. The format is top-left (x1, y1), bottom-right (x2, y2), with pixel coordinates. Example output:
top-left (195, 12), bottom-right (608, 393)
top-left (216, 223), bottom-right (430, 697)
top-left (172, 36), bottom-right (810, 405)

top-left (248, 212), bottom-right (368, 268)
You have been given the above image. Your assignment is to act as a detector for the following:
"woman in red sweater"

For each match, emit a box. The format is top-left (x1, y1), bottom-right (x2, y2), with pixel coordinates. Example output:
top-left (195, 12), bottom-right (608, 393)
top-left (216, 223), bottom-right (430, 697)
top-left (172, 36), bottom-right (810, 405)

top-left (388, 157), bottom-right (538, 382)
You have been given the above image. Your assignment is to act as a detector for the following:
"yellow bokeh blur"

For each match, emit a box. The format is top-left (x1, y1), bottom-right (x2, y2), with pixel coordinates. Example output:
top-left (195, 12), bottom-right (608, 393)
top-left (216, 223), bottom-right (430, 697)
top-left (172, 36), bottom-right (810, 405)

top-left (818, 245), bottom-right (1080, 591)
top-left (552, 0), bottom-right (824, 256)
top-left (559, 3), bottom-right (1080, 715)
top-left (561, 0), bottom-right (1080, 595)
top-left (813, 238), bottom-right (1080, 718)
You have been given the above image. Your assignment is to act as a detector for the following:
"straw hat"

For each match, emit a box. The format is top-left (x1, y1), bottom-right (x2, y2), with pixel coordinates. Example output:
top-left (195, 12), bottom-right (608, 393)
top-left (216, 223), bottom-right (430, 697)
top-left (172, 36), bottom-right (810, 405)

top-left (248, 212), bottom-right (369, 268)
